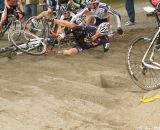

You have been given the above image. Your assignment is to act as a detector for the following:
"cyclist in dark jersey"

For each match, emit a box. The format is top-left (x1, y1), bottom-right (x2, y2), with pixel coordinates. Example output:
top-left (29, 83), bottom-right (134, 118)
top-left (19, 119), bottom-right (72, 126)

top-left (54, 21), bottom-right (111, 56)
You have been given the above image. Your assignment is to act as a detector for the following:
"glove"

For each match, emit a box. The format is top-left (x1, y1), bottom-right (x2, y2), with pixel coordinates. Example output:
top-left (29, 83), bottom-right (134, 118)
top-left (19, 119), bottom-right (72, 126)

top-left (80, 4), bottom-right (85, 9)
top-left (117, 27), bottom-right (124, 35)
top-left (57, 33), bottom-right (66, 42)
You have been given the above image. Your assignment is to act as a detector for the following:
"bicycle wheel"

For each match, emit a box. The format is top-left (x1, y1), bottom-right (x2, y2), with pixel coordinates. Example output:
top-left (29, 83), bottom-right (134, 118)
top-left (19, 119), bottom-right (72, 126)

top-left (9, 30), bottom-right (47, 55)
top-left (24, 16), bottom-right (49, 41)
top-left (127, 36), bottom-right (160, 90)
top-left (8, 19), bottom-right (22, 41)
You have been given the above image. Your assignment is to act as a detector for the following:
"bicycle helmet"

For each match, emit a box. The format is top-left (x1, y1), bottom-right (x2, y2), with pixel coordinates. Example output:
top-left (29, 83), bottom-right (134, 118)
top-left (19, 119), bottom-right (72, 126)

top-left (60, 4), bottom-right (69, 13)
top-left (97, 22), bottom-right (110, 35)
top-left (86, 0), bottom-right (99, 5)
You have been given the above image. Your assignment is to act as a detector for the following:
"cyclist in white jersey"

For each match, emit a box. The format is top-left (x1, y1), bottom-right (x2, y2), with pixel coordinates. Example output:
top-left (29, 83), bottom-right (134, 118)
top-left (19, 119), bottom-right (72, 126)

top-left (70, 0), bottom-right (123, 34)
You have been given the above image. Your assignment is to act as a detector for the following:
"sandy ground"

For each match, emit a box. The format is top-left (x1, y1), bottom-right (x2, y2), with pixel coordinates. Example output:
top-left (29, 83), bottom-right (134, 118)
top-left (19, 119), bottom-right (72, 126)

top-left (0, 1), bottom-right (160, 130)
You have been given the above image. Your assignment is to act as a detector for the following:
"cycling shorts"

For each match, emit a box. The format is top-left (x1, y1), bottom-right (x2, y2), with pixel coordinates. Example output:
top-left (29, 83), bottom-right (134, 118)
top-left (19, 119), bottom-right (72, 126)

top-left (94, 17), bottom-right (108, 26)
top-left (73, 42), bottom-right (94, 53)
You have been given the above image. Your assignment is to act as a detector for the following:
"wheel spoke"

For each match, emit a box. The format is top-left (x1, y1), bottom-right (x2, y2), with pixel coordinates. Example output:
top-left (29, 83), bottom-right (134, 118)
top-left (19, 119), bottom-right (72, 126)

top-left (127, 36), bottom-right (160, 90)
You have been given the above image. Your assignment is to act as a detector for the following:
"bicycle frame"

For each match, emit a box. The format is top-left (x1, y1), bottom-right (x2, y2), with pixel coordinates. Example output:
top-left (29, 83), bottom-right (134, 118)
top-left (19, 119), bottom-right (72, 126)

top-left (142, 27), bottom-right (160, 69)
top-left (140, 7), bottom-right (160, 69)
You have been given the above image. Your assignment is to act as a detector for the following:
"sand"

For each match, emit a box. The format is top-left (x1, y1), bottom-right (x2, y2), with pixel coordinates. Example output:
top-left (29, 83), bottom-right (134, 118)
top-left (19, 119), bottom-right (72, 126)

top-left (0, 1), bottom-right (160, 130)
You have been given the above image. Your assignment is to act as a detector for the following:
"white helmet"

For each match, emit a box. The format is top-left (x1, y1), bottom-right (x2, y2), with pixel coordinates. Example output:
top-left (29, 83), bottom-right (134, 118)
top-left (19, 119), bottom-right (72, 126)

top-left (60, 5), bottom-right (68, 13)
top-left (86, 0), bottom-right (99, 5)
top-left (97, 22), bottom-right (110, 35)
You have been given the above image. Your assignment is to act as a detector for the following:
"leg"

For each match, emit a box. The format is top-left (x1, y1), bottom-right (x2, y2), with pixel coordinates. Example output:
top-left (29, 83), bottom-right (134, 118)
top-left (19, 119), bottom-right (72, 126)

top-left (125, 0), bottom-right (135, 23)
top-left (24, 4), bottom-right (31, 20)
top-left (54, 19), bottom-right (77, 28)
top-left (0, 7), bottom-right (7, 28)
top-left (30, 4), bottom-right (37, 17)
top-left (86, 15), bottom-right (95, 25)
top-left (62, 48), bottom-right (78, 56)
top-left (36, 11), bottom-right (49, 19)
top-left (36, 8), bottom-right (53, 20)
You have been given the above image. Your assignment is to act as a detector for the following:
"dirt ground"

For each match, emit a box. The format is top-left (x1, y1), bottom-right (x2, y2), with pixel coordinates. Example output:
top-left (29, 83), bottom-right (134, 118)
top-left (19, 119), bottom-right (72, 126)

top-left (0, 1), bottom-right (160, 130)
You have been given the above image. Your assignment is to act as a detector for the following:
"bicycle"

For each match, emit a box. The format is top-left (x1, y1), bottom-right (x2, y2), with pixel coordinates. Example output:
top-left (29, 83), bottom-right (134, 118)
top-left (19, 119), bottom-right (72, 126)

top-left (0, 9), bottom-right (23, 40)
top-left (8, 30), bottom-right (47, 55)
top-left (24, 3), bottom-right (86, 39)
top-left (127, 6), bottom-right (160, 90)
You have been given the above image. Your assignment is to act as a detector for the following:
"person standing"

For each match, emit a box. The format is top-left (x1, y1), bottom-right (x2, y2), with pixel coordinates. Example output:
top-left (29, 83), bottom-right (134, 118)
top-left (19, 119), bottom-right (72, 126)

top-left (24, 0), bottom-right (39, 20)
top-left (0, 0), bottom-right (4, 9)
top-left (125, 0), bottom-right (135, 26)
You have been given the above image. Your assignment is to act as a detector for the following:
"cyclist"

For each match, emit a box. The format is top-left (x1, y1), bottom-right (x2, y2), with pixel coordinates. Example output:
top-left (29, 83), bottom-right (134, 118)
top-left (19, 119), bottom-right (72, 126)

top-left (70, 0), bottom-right (123, 34)
top-left (49, 19), bottom-right (113, 52)
top-left (34, 0), bottom-right (56, 20)
top-left (58, 22), bottom-right (111, 55)
top-left (0, 0), bottom-right (24, 28)
top-left (51, 0), bottom-right (124, 41)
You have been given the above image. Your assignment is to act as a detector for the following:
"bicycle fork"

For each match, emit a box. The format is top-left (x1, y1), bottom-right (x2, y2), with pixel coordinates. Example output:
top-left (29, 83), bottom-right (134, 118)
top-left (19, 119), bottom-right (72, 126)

top-left (142, 27), bottom-right (160, 69)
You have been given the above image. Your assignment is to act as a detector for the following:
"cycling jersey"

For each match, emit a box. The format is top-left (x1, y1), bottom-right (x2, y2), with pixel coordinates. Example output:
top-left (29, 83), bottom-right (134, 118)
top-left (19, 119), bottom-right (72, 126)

top-left (7, 0), bottom-right (17, 6)
top-left (70, 2), bottom-right (121, 27)
top-left (65, 25), bottom-right (109, 51)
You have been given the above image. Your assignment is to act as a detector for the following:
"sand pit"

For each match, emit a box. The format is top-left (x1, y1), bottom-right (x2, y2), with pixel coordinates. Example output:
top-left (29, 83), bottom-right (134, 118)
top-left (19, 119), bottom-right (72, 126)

top-left (0, 1), bottom-right (160, 130)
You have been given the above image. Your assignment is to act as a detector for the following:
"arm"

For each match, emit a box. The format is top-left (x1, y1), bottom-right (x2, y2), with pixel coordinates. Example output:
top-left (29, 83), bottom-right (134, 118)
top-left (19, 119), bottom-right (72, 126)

top-left (18, 0), bottom-right (24, 12)
top-left (108, 8), bottom-right (121, 28)
top-left (70, 7), bottom-right (90, 22)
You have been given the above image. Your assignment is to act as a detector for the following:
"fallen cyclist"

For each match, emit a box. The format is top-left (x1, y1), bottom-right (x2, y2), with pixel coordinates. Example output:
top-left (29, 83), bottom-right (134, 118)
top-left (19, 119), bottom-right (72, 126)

top-left (50, 20), bottom-right (112, 56)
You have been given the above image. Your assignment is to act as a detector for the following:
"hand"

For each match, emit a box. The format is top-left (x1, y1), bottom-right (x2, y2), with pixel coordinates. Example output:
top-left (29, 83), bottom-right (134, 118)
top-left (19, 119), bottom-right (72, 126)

top-left (117, 27), bottom-right (124, 35)
top-left (57, 35), bottom-right (62, 42)
top-left (57, 33), bottom-right (65, 42)
top-left (91, 31), bottom-right (101, 41)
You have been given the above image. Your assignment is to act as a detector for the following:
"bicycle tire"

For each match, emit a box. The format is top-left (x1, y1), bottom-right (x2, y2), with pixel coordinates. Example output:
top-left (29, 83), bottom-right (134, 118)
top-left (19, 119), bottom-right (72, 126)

top-left (9, 30), bottom-right (47, 55)
top-left (24, 16), bottom-right (49, 41)
top-left (127, 36), bottom-right (160, 90)
top-left (8, 19), bottom-right (22, 41)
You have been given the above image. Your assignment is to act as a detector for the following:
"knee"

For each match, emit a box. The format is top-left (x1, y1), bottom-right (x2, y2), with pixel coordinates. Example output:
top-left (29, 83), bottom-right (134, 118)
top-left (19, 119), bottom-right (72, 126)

top-left (86, 15), bottom-right (94, 25)
top-left (62, 48), bottom-right (78, 56)
top-left (47, 8), bottom-right (53, 14)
